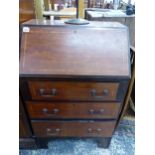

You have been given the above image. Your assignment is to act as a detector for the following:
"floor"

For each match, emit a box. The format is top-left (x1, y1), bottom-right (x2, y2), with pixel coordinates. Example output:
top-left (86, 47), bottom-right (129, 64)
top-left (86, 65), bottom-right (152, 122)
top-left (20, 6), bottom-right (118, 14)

top-left (20, 118), bottom-right (135, 155)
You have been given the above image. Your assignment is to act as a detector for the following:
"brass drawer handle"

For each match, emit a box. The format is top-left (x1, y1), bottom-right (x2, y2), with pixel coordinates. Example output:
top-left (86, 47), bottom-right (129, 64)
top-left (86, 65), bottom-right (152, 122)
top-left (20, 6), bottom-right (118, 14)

top-left (42, 108), bottom-right (59, 116)
top-left (87, 128), bottom-right (102, 133)
top-left (90, 89), bottom-right (109, 99)
top-left (46, 128), bottom-right (61, 135)
top-left (89, 109), bottom-right (105, 114)
top-left (39, 88), bottom-right (57, 97)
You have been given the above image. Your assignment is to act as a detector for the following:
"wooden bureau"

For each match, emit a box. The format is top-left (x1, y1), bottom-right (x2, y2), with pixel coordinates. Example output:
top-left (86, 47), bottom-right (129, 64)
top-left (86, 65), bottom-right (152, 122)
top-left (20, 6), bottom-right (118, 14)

top-left (19, 19), bottom-right (130, 148)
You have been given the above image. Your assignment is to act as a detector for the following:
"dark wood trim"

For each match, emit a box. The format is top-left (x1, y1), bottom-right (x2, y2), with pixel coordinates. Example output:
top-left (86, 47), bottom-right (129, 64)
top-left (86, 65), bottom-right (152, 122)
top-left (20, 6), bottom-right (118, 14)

top-left (20, 75), bottom-right (131, 80)
top-left (20, 79), bottom-right (31, 101)
top-left (29, 118), bottom-right (118, 122)
top-left (31, 119), bottom-right (117, 123)
top-left (19, 93), bottom-right (32, 137)
top-left (117, 81), bottom-right (129, 102)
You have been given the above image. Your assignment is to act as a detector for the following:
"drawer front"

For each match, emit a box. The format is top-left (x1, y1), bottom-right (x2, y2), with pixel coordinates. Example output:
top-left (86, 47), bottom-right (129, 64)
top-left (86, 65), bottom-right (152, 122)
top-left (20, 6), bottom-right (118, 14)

top-left (27, 102), bottom-right (121, 119)
top-left (28, 81), bottom-right (119, 101)
top-left (32, 121), bottom-right (116, 137)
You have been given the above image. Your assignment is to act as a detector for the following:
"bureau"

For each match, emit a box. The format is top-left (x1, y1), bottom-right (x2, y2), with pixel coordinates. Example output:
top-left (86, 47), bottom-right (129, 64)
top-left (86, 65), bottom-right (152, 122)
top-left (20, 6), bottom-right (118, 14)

top-left (19, 19), bottom-right (130, 148)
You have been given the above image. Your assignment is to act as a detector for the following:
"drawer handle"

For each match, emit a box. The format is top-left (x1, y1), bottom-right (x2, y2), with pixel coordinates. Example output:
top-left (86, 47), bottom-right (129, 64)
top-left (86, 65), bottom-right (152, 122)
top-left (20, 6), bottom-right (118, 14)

top-left (39, 88), bottom-right (57, 97)
top-left (89, 109), bottom-right (105, 114)
top-left (90, 89), bottom-right (109, 99)
top-left (42, 108), bottom-right (59, 116)
top-left (46, 128), bottom-right (61, 135)
top-left (87, 128), bottom-right (102, 133)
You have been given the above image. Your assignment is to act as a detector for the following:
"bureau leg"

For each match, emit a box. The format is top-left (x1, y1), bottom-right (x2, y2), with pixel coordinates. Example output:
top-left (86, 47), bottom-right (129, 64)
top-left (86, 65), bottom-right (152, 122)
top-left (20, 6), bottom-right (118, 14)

top-left (96, 137), bottom-right (111, 148)
top-left (35, 138), bottom-right (49, 149)
top-left (19, 138), bottom-right (37, 149)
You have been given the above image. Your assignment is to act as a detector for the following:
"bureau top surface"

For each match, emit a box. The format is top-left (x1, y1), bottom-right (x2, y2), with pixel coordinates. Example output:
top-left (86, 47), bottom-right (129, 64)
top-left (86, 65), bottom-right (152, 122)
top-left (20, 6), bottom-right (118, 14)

top-left (19, 19), bottom-right (130, 78)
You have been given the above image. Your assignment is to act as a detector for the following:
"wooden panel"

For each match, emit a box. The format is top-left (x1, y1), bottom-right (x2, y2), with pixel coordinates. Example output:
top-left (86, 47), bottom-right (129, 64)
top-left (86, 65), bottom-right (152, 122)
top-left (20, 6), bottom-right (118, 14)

top-left (32, 121), bottom-right (116, 137)
top-left (28, 81), bottom-right (119, 101)
top-left (19, 0), bottom-right (35, 23)
top-left (19, 23), bottom-right (130, 77)
top-left (26, 101), bottom-right (121, 119)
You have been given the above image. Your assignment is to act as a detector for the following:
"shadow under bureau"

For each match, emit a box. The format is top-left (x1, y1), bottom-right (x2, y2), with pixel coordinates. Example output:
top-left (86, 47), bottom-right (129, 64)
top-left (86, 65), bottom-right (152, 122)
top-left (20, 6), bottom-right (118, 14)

top-left (19, 19), bottom-right (130, 148)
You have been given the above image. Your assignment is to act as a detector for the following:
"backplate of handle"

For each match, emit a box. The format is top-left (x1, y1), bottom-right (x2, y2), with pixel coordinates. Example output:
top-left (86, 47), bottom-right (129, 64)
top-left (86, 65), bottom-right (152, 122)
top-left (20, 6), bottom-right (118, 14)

top-left (42, 108), bottom-right (59, 116)
top-left (87, 128), bottom-right (102, 133)
top-left (46, 128), bottom-right (61, 135)
top-left (89, 109), bottom-right (105, 114)
top-left (90, 89), bottom-right (109, 99)
top-left (39, 88), bottom-right (57, 97)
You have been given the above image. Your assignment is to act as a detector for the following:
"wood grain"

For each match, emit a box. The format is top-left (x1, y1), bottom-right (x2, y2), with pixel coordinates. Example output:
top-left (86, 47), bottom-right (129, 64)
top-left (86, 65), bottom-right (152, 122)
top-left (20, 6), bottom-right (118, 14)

top-left (28, 81), bottom-right (119, 101)
top-left (19, 0), bottom-right (35, 23)
top-left (19, 21), bottom-right (130, 77)
top-left (32, 120), bottom-right (116, 137)
top-left (26, 101), bottom-right (121, 119)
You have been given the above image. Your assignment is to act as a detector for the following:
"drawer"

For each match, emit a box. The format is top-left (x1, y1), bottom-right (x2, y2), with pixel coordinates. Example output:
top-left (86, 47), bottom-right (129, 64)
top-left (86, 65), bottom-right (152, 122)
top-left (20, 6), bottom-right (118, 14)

top-left (28, 81), bottom-right (119, 101)
top-left (27, 102), bottom-right (121, 119)
top-left (31, 121), bottom-right (116, 137)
